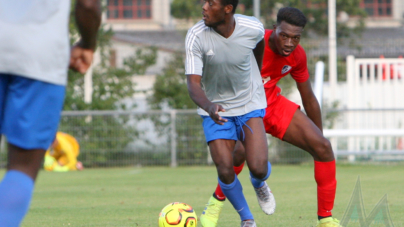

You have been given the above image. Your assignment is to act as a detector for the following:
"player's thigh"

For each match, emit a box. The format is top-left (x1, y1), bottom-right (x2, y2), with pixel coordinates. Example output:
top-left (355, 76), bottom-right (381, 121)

top-left (2, 75), bottom-right (65, 150)
top-left (239, 110), bottom-right (268, 165)
top-left (202, 116), bottom-right (237, 166)
top-left (208, 139), bottom-right (236, 167)
top-left (232, 140), bottom-right (246, 166)
top-left (283, 109), bottom-right (326, 154)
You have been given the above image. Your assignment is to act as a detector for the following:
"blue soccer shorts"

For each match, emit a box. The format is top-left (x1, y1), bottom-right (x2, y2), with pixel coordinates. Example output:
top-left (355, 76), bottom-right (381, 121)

top-left (201, 109), bottom-right (266, 143)
top-left (0, 74), bottom-right (65, 150)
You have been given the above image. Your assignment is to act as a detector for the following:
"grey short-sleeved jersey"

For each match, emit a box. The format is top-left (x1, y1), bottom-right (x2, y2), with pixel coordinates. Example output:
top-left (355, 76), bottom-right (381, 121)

top-left (185, 14), bottom-right (266, 117)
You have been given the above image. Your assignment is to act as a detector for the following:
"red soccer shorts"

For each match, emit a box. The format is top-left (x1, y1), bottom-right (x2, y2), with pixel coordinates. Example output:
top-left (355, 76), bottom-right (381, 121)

top-left (263, 95), bottom-right (299, 140)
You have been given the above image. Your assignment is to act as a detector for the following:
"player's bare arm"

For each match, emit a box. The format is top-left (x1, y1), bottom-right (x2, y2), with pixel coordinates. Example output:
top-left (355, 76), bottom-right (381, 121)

top-left (296, 80), bottom-right (323, 132)
top-left (186, 74), bottom-right (227, 125)
top-left (69, 0), bottom-right (101, 74)
top-left (253, 38), bottom-right (265, 71)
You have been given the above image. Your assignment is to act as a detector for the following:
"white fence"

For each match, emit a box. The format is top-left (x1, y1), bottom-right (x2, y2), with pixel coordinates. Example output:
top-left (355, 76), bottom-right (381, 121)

top-left (318, 56), bottom-right (404, 161)
top-left (0, 109), bottom-right (403, 167)
top-left (346, 55), bottom-right (404, 109)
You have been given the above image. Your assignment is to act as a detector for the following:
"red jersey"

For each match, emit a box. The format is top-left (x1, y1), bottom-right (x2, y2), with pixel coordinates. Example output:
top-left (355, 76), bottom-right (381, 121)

top-left (261, 29), bottom-right (310, 105)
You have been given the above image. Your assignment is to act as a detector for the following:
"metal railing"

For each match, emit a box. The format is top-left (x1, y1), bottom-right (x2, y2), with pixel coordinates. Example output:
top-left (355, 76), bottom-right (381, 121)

top-left (1, 109), bottom-right (403, 167)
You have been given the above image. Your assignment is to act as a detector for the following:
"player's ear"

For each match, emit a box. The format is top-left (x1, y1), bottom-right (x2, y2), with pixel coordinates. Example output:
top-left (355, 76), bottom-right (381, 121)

top-left (224, 4), bottom-right (233, 14)
top-left (273, 24), bottom-right (277, 30)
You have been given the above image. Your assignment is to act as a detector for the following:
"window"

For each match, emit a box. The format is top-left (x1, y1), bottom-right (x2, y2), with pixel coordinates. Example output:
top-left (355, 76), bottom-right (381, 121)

top-left (360, 0), bottom-right (392, 17)
top-left (107, 0), bottom-right (152, 19)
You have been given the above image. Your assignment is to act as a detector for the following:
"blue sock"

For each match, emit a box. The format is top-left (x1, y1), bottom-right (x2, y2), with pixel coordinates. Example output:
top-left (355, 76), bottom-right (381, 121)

top-left (250, 161), bottom-right (272, 188)
top-left (0, 170), bottom-right (34, 227)
top-left (218, 175), bottom-right (253, 221)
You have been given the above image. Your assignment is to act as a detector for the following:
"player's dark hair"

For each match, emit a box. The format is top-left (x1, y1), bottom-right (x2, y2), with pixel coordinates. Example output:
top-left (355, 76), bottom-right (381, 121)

top-left (277, 7), bottom-right (307, 28)
top-left (220, 0), bottom-right (238, 13)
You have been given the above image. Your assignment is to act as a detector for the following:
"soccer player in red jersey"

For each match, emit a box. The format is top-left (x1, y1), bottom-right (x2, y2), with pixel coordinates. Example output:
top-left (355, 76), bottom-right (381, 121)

top-left (200, 7), bottom-right (341, 227)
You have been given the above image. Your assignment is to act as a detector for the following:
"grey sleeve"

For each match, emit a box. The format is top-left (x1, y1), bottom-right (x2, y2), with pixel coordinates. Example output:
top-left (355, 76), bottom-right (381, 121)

top-left (255, 21), bottom-right (265, 44)
top-left (185, 30), bottom-right (203, 76)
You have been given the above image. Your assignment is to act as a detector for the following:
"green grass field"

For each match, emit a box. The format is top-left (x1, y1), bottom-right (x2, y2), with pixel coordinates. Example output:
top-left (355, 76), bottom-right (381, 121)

top-left (3, 164), bottom-right (402, 227)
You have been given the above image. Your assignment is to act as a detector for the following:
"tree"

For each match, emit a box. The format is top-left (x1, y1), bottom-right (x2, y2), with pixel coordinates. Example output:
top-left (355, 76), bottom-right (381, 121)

top-left (238, 0), bottom-right (366, 37)
top-left (171, 0), bottom-right (202, 21)
top-left (147, 53), bottom-right (206, 165)
top-left (60, 1), bottom-right (157, 167)
top-left (171, 0), bottom-right (367, 38)
top-left (148, 52), bottom-right (196, 110)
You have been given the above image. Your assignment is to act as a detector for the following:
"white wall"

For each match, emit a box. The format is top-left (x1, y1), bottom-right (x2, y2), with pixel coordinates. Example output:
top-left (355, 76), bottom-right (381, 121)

top-left (393, 0), bottom-right (404, 21)
top-left (152, 0), bottom-right (172, 29)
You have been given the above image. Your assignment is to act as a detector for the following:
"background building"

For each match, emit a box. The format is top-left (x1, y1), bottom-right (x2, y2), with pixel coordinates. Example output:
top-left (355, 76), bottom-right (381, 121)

top-left (359, 0), bottom-right (404, 27)
top-left (105, 0), bottom-right (173, 31)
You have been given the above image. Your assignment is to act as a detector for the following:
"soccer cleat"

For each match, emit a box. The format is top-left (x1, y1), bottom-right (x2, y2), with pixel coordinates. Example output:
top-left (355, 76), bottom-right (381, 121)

top-left (252, 181), bottom-right (276, 215)
top-left (316, 217), bottom-right (343, 227)
top-left (241, 220), bottom-right (257, 227)
top-left (200, 196), bottom-right (224, 227)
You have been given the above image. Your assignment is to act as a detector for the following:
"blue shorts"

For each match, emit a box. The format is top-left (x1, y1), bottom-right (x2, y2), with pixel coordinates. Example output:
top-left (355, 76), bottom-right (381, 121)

top-left (0, 74), bottom-right (65, 150)
top-left (201, 109), bottom-right (266, 143)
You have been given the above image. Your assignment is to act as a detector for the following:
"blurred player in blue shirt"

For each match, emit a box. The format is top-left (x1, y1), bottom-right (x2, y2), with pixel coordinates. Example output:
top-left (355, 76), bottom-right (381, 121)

top-left (0, 0), bottom-right (101, 226)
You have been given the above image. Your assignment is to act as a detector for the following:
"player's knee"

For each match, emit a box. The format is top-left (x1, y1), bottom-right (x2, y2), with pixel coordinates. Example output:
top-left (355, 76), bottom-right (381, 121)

top-left (314, 138), bottom-right (334, 161)
top-left (217, 165), bottom-right (235, 184)
top-left (218, 171), bottom-right (235, 184)
top-left (249, 162), bottom-right (268, 179)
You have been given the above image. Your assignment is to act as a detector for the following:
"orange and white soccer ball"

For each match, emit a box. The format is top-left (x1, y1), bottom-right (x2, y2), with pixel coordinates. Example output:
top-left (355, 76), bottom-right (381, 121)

top-left (158, 202), bottom-right (197, 227)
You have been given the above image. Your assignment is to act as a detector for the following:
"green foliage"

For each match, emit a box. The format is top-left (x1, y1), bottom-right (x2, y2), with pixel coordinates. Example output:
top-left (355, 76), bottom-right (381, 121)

top-left (171, 0), bottom-right (367, 36)
top-left (322, 100), bottom-right (341, 129)
top-left (65, 47), bottom-right (157, 111)
top-left (171, 0), bottom-right (203, 21)
top-left (147, 54), bottom-right (205, 165)
top-left (148, 52), bottom-right (196, 110)
top-left (238, 0), bottom-right (367, 36)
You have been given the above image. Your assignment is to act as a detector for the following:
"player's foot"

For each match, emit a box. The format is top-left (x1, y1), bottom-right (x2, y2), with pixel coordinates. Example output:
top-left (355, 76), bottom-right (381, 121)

top-left (200, 196), bottom-right (224, 227)
top-left (252, 180), bottom-right (276, 215)
top-left (241, 220), bottom-right (257, 227)
top-left (316, 217), bottom-right (343, 227)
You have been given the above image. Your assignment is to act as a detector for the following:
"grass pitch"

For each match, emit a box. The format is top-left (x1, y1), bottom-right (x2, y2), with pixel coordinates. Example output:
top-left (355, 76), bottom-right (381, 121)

top-left (5, 164), bottom-right (402, 227)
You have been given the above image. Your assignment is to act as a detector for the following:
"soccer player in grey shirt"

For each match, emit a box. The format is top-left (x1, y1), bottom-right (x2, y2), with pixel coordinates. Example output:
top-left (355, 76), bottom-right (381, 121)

top-left (185, 1), bottom-right (275, 226)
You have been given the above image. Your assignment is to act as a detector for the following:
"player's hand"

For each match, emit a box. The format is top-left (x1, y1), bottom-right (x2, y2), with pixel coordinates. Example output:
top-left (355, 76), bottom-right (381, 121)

top-left (69, 41), bottom-right (94, 74)
top-left (207, 103), bottom-right (227, 125)
top-left (76, 161), bottom-right (84, 171)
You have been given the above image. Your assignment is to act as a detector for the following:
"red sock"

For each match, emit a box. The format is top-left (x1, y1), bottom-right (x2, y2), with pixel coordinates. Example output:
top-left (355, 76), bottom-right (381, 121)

top-left (315, 160), bottom-right (337, 217)
top-left (214, 163), bottom-right (245, 200)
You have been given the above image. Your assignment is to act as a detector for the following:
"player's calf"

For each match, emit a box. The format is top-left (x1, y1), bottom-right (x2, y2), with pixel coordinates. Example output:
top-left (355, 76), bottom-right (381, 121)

top-left (249, 162), bottom-right (276, 215)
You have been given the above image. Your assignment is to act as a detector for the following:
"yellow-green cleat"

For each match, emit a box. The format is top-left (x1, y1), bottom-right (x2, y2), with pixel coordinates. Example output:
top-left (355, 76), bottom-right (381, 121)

top-left (200, 196), bottom-right (224, 227)
top-left (317, 217), bottom-right (343, 227)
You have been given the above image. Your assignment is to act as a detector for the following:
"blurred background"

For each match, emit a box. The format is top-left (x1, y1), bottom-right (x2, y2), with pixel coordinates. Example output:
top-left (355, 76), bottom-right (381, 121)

top-left (1, 0), bottom-right (403, 167)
